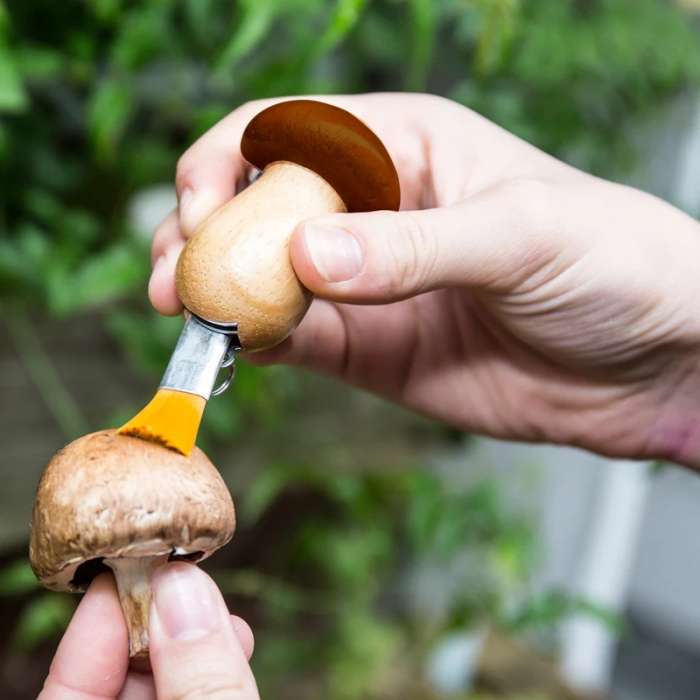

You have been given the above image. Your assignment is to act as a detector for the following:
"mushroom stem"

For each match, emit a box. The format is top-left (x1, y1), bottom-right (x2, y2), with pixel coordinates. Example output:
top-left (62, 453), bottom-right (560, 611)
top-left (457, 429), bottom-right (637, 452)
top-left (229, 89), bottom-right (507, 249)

top-left (105, 555), bottom-right (169, 658)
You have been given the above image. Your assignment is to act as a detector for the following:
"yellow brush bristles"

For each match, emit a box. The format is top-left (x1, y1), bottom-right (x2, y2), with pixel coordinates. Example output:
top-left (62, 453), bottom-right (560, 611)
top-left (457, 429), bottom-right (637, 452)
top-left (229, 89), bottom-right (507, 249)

top-left (118, 389), bottom-right (206, 456)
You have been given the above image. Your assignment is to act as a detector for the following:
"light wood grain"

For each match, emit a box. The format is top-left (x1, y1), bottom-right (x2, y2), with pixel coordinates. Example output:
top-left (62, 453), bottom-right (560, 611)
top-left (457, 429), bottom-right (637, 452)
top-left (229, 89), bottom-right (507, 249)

top-left (176, 160), bottom-right (346, 351)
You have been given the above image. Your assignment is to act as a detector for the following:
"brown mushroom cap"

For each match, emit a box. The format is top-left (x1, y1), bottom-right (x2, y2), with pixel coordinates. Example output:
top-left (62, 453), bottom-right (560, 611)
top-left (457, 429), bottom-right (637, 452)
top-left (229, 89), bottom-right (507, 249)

top-left (30, 429), bottom-right (235, 591)
top-left (241, 99), bottom-right (401, 213)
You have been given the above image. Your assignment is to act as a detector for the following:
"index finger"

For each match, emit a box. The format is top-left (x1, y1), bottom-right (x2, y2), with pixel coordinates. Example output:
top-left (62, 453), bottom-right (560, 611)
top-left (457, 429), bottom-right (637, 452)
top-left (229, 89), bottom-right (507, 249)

top-left (38, 574), bottom-right (129, 700)
top-left (173, 93), bottom-right (420, 237)
top-left (175, 98), bottom-right (276, 236)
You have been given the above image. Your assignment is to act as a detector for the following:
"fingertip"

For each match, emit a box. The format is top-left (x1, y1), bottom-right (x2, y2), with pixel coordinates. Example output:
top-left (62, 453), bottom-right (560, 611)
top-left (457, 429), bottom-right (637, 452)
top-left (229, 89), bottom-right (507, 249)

top-left (43, 573), bottom-right (128, 698)
top-left (290, 216), bottom-right (369, 297)
top-left (176, 145), bottom-right (247, 237)
top-left (178, 185), bottom-right (226, 238)
top-left (148, 241), bottom-right (185, 316)
top-left (293, 208), bottom-right (448, 303)
top-left (151, 210), bottom-right (185, 265)
top-left (174, 100), bottom-right (279, 236)
top-left (230, 615), bottom-right (255, 660)
top-left (88, 570), bottom-right (118, 595)
top-left (289, 221), bottom-right (328, 292)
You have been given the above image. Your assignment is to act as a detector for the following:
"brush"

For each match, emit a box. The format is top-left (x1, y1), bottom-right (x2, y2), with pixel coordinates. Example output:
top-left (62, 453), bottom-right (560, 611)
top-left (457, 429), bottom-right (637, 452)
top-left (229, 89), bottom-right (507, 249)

top-left (118, 316), bottom-right (238, 455)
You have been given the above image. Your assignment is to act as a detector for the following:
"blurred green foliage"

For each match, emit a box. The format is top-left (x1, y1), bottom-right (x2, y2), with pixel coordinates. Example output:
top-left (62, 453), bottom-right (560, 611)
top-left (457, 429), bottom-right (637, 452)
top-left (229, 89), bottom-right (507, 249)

top-left (3, 0), bottom-right (699, 317)
top-left (1, 0), bottom-right (698, 436)
top-left (0, 561), bottom-right (75, 652)
top-left (1, 0), bottom-right (699, 696)
top-left (212, 466), bottom-right (611, 697)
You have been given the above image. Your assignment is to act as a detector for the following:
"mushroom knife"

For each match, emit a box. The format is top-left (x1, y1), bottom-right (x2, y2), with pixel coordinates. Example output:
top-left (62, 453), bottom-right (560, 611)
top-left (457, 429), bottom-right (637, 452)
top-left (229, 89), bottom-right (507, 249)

top-left (118, 315), bottom-right (240, 455)
top-left (118, 99), bottom-right (400, 455)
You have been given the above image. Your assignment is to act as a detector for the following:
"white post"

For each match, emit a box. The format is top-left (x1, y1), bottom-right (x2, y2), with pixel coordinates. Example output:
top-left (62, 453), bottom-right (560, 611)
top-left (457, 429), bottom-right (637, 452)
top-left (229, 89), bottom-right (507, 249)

top-left (559, 459), bottom-right (652, 692)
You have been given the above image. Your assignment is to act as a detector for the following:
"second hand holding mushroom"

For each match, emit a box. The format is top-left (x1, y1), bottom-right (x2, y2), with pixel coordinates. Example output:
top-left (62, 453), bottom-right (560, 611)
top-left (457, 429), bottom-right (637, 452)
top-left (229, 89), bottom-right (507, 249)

top-left (30, 430), bottom-right (234, 663)
top-left (118, 100), bottom-right (400, 455)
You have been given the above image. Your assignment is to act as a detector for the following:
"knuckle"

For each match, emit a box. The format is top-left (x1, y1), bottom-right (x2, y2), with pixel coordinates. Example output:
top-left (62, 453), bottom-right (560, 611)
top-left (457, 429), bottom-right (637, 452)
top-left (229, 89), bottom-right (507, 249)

top-left (497, 178), bottom-right (565, 288)
top-left (418, 92), bottom-right (450, 110)
top-left (379, 212), bottom-right (437, 297)
top-left (175, 151), bottom-right (196, 194)
top-left (230, 98), bottom-right (279, 129)
top-left (237, 98), bottom-right (267, 114)
top-left (228, 99), bottom-right (266, 129)
top-left (174, 99), bottom-right (271, 195)
top-left (421, 93), bottom-right (473, 123)
top-left (501, 177), bottom-right (556, 234)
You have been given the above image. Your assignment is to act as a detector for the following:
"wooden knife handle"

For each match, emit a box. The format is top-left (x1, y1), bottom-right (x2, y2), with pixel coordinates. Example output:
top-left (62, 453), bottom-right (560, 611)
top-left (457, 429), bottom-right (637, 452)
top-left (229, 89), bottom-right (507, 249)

top-left (175, 161), bottom-right (346, 352)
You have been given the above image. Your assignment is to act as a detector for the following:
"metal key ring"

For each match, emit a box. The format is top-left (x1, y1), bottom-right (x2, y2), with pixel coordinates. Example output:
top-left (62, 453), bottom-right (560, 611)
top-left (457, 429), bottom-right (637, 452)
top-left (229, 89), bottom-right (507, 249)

top-left (212, 360), bottom-right (236, 397)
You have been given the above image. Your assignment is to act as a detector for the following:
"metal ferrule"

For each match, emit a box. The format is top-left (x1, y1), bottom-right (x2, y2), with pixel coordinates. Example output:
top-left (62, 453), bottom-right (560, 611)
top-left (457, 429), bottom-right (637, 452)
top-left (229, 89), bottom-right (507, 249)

top-left (159, 314), bottom-right (240, 400)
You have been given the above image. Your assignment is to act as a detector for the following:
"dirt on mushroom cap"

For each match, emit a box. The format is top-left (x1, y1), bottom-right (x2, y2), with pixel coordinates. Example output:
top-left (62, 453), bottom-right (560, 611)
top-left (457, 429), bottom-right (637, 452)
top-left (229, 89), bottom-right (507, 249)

top-left (29, 429), bottom-right (235, 589)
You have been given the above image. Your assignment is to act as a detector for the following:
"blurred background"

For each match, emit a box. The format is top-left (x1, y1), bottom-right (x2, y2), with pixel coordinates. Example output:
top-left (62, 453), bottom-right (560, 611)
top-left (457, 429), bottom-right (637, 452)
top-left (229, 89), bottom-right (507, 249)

top-left (2, 0), bottom-right (700, 698)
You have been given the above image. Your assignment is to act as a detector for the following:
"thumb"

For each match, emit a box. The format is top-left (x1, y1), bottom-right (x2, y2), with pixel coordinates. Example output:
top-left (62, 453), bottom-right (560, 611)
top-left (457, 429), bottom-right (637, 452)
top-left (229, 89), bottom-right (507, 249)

top-left (289, 180), bottom-right (559, 303)
top-left (149, 562), bottom-right (259, 700)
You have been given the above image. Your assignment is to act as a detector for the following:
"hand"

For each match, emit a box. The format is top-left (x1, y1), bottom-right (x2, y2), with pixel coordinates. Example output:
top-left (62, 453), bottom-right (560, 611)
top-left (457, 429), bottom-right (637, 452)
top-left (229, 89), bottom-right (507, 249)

top-left (39, 563), bottom-right (258, 699)
top-left (149, 93), bottom-right (700, 469)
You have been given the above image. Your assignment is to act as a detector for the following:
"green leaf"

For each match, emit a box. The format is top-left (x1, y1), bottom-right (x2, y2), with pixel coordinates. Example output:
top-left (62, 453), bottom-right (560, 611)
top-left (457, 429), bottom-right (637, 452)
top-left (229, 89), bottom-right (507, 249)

top-left (0, 2), bottom-right (10, 39)
top-left (87, 78), bottom-right (133, 162)
top-left (0, 224), bottom-right (50, 300)
top-left (0, 560), bottom-right (39, 595)
top-left (504, 589), bottom-right (624, 634)
top-left (48, 243), bottom-right (148, 316)
top-left (215, 0), bottom-right (279, 75)
top-left (21, 189), bottom-right (63, 224)
top-left (314, 0), bottom-right (367, 56)
top-left (91, 0), bottom-right (122, 24)
top-left (185, 0), bottom-right (220, 44)
top-left (12, 593), bottom-right (74, 651)
top-left (15, 45), bottom-right (64, 81)
top-left (0, 120), bottom-right (6, 161)
top-left (327, 610), bottom-right (400, 699)
top-left (111, 5), bottom-right (171, 70)
top-left (213, 569), bottom-right (309, 613)
top-left (650, 460), bottom-right (671, 475)
top-left (0, 43), bottom-right (28, 113)
top-left (470, 0), bottom-right (522, 76)
top-left (243, 463), bottom-right (300, 524)
top-left (106, 308), bottom-right (182, 376)
top-left (405, 0), bottom-right (436, 90)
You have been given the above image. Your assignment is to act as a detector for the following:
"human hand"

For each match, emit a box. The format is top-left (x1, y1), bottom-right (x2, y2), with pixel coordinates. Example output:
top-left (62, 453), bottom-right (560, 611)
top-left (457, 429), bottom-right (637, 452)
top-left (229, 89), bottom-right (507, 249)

top-left (149, 93), bottom-right (700, 469)
top-left (39, 563), bottom-right (258, 699)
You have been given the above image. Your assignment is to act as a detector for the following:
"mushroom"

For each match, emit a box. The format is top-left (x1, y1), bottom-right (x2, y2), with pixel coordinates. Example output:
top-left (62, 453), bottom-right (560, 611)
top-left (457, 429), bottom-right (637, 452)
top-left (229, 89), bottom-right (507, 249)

top-left (176, 99), bottom-right (400, 351)
top-left (29, 429), bottom-right (235, 662)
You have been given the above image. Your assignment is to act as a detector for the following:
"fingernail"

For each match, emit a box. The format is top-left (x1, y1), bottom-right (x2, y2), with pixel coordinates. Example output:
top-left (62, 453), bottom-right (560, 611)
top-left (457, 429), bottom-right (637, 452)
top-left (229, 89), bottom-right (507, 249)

top-left (153, 564), bottom-right (219, 641)
top-left (179, 187), bottom-right (219, 236)
top-left (302, 224), bottom-right (364, 282)
top-left (149, 242), bottom-right (180, 284)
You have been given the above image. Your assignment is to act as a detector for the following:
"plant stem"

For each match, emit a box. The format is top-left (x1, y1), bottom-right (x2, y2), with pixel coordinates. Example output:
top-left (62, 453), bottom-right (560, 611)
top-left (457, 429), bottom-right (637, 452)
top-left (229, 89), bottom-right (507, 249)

top-left (4, 309), bottom-right (89, 440)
